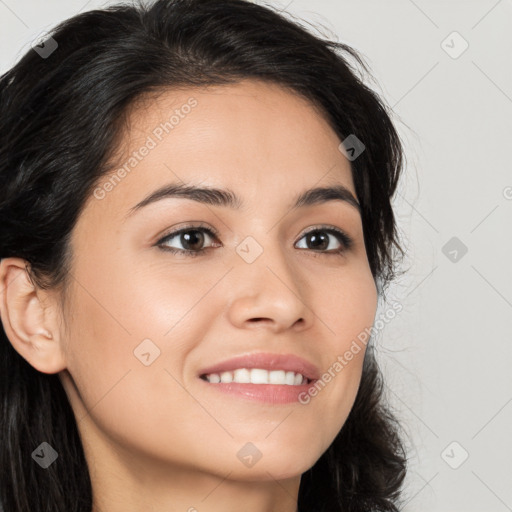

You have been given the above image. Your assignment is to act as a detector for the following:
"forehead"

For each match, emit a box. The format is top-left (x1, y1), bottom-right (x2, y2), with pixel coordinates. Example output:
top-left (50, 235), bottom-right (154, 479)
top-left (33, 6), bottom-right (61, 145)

top-left (84, 79), bottom-right (356, 223)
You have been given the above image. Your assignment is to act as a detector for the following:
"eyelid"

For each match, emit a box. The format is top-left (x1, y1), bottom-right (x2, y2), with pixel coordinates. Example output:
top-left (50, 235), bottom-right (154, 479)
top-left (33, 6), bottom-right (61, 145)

top-left (157, 221), bottom-right (220, 240)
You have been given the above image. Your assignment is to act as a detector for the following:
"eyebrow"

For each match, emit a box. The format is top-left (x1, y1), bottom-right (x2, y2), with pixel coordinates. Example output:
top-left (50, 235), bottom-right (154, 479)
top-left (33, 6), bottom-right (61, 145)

top-left (124, 182), bottom-right (361, 220)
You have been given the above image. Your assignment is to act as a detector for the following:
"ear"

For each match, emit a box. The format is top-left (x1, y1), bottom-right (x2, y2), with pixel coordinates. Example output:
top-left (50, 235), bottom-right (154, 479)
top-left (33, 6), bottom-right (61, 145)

top-left (0, 257), bottom-right (67, 374)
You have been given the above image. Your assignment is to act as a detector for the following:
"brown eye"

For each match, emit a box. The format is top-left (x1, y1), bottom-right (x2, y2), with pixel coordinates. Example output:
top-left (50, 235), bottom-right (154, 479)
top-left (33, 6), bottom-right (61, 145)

top-left (295, 227), bottom-right (353, 255)
top-left (305, 231), bottom-right (330, 251)
top-left (176, 229), bottom-right (205, 251)
top-left (156, 224), bottom-right (353, 258)
top-left (157, 225), bottom-right (219, 257)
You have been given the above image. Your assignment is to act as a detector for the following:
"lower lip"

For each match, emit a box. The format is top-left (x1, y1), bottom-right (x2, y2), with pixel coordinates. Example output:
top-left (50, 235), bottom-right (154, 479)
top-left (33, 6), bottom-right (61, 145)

top-left (198, 377), bottom-right (316, 404)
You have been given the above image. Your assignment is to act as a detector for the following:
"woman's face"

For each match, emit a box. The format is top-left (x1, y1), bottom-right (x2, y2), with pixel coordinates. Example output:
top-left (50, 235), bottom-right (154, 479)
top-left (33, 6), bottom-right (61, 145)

top-left (58, 79), bottom-right (377, 487)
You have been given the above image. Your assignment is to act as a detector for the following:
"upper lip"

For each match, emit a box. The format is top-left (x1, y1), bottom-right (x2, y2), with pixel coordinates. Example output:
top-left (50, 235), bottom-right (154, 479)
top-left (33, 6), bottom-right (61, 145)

top-left (198, 352), bottom-right (321, 381)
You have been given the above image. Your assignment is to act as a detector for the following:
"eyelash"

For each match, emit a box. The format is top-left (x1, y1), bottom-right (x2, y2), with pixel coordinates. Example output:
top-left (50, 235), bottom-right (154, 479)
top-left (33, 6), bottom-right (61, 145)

top-left (156, 222), bottom-right (353, 259)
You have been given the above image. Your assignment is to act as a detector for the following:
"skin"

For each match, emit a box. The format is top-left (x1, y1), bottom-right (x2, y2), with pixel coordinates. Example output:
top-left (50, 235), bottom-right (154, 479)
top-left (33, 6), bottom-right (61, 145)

top-left (0, 79), bottom-right (378, 512)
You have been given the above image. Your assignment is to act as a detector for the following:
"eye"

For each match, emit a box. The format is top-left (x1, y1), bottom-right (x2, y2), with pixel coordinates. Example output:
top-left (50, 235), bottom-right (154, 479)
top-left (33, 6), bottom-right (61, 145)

top-left (156, 222), bottom-right (220, 258)
top-left (295, 226), bottom-right (353, 256)
top-left (156, 223), bottom-right (353, 258)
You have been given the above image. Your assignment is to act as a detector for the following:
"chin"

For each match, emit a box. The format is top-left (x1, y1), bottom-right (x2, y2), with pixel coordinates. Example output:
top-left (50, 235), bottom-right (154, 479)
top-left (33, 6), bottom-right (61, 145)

top-left (225, 464), bottom-right (310, 483)
top-left (223, 451), bottom-right (319, 482)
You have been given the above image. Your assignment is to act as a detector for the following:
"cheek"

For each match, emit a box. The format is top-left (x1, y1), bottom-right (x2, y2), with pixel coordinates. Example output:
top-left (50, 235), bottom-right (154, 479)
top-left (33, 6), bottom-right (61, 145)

top-left (311, 266), bottom-right (377, 423)
top-left (61, 250), bottom-right (215, 425)
top-left (62, 274), bottom-right (207, 463)
top-left (320, 263), bottom-right (378, 348)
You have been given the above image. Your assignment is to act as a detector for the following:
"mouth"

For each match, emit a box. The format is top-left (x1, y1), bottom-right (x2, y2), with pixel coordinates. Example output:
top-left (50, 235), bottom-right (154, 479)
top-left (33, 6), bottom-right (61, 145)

top-left (197, 351), bottom-right (321, 383)
top-left (196, 352), bottom-right (320, 404)
top-left (199, 369), bottom-right (315, 386)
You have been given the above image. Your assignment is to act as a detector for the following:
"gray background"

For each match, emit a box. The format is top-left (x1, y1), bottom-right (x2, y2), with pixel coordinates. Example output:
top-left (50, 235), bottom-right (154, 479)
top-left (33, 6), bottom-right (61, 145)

top-left (1, 0), bottom-right (511, 510)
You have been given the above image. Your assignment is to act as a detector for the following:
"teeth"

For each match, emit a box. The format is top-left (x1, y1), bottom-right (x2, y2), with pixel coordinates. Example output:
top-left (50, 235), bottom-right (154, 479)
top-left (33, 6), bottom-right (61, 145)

top-left (208, 373), bottom-right (221, 383)
top-left (234, 368), bottom-right (251, 383)
top-left (219, 371), bottom-right (232, 383)
top-left (203, 368), bottom-right (307, 385)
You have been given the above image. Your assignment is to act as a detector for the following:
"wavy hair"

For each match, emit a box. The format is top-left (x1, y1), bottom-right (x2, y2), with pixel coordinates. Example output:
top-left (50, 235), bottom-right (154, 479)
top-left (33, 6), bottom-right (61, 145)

top-left (0, 1), bottom-right (409, 510)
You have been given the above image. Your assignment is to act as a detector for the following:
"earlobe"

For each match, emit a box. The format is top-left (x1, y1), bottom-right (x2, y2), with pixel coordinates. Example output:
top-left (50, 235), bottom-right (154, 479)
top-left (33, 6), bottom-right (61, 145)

top-left (0, 257), bottom-right (66, 374)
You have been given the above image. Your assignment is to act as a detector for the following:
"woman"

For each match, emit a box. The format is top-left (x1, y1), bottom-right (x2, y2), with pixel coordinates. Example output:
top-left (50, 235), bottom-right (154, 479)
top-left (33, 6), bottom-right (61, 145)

top-left (0, 0), bottom-right (409, 510)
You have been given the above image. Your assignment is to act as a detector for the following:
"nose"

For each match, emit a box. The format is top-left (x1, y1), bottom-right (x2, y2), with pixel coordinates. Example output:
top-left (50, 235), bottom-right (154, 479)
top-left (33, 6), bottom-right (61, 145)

top-left (225, 239), bottom-right (315, 333)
